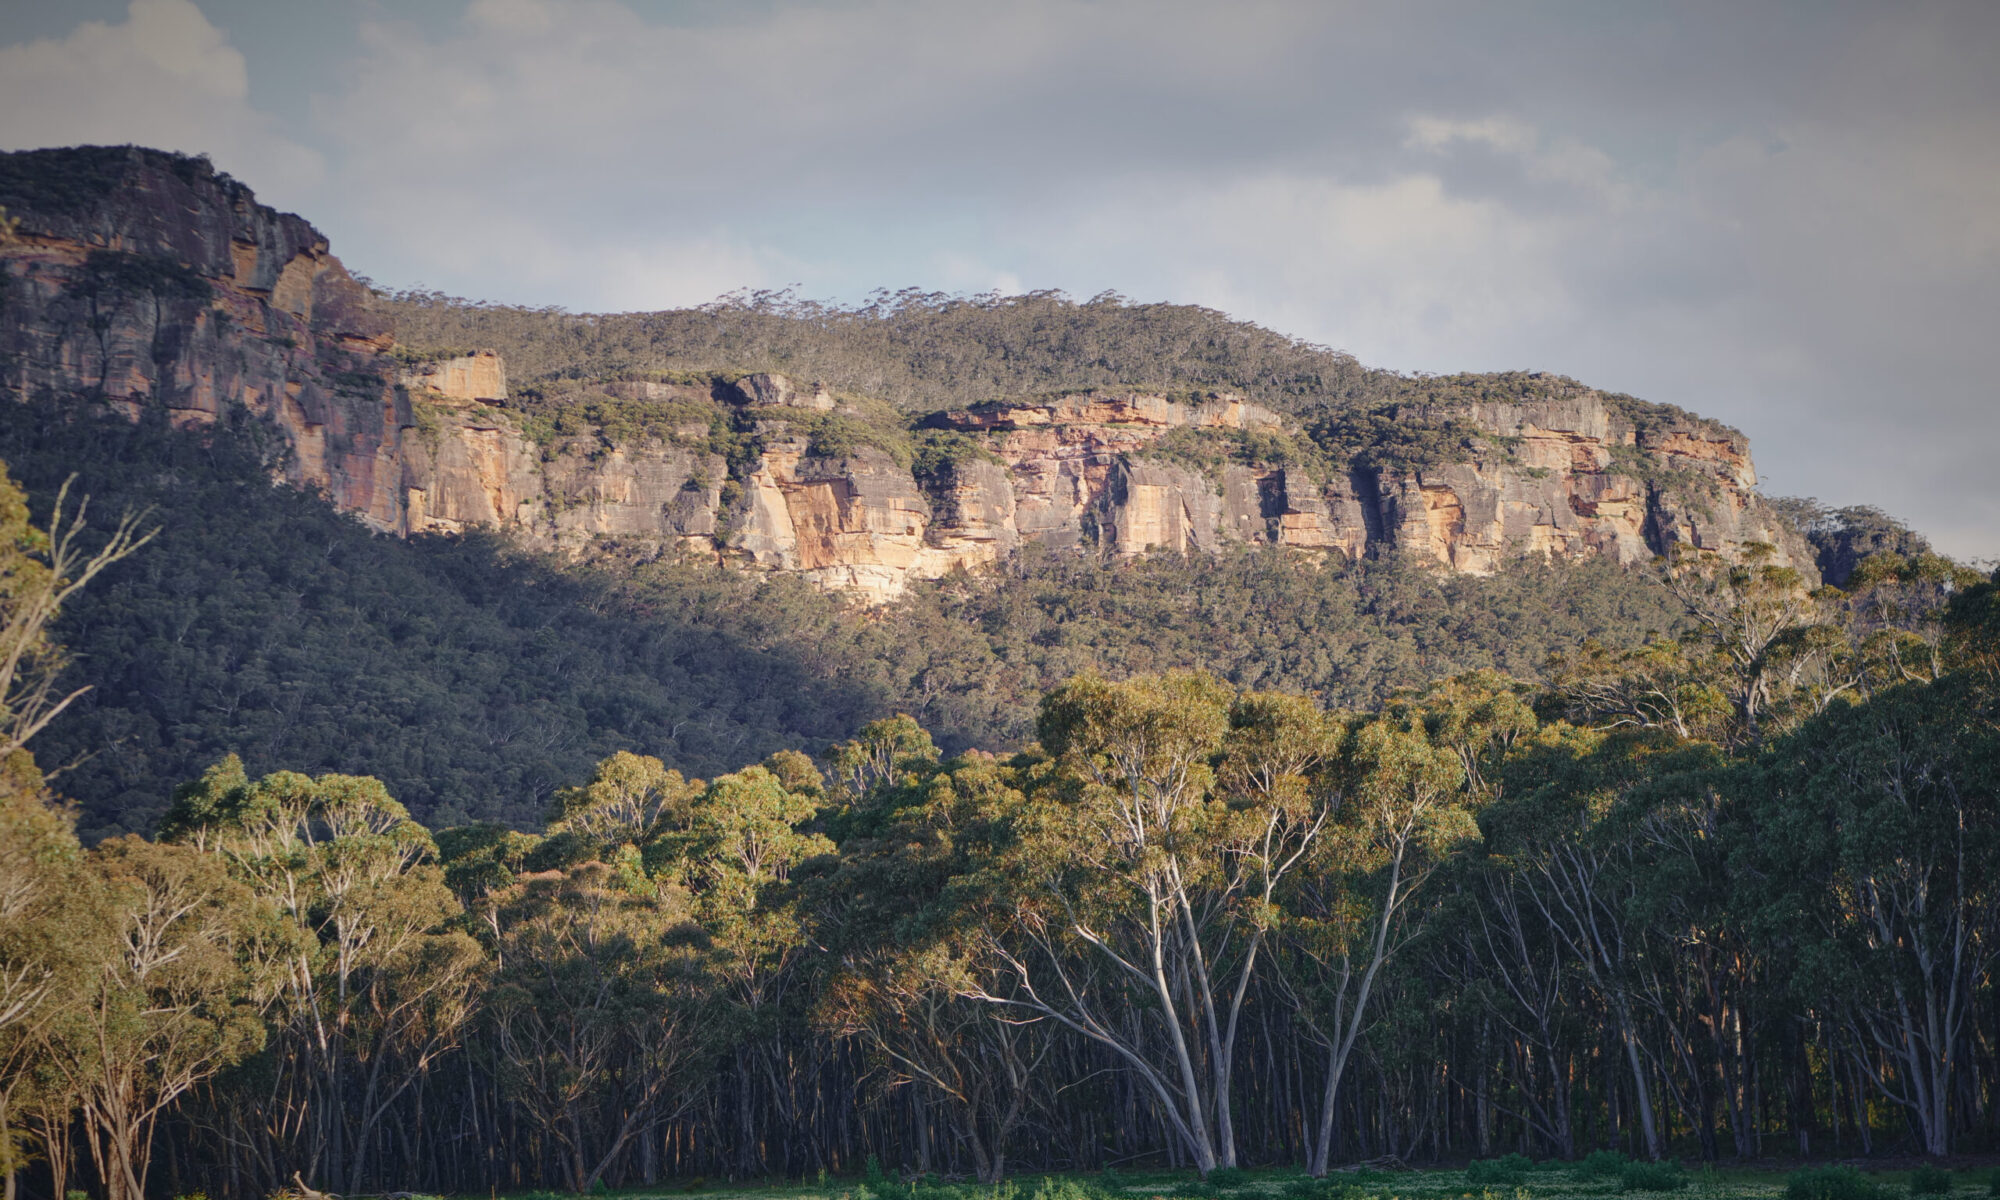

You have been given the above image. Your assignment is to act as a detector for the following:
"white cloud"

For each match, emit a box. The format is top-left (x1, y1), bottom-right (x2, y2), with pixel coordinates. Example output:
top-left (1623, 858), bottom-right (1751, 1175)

top-left (1008, 170), bottom-right (1575, 369)
top-left (0, 0), bottom-right (323, 206)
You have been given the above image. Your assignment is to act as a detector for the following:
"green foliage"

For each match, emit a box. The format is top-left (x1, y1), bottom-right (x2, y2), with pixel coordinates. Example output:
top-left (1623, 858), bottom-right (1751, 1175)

top-left (380, 287), bottom-right (1384, 417)
top-left (1787, 1167), bottom-right (1886, 1200)
top-left (1572, 1152), bottom-right (1630, 1181)
top-left (1617, 1161), bottom-right (1689, 1192)
top-left (1909, 1167), bottom-right (1952, 1197)
top-left (1308, 404), bottom-right (1485, 472)
top-left (1148, 425), bottom-right (1337, 480)
top-left (911, 429), bottom-right (1006, 482)
top-left (1468, 1155), bottom-right (1535, 1187)
top-left (1204, 1168), bottom-right (1251, 1190)
top-left (1033, 1181), bottom-right (1115, 1200)
top-left (511, 385), bottom-right (729, 455)
top-left (13, 403), bottom-right (1689, 838)
top-left (1766, 497), bottom-right (1931, 587)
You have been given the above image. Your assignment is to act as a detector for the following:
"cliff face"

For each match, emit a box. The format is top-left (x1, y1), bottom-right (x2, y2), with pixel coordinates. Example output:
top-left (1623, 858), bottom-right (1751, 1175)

top-left (0, 146), bottom-right (412, 529)
top-left (0, 147), bottom-right (1815, 603)
top-left (385, 373), bottom-right (1818, 602)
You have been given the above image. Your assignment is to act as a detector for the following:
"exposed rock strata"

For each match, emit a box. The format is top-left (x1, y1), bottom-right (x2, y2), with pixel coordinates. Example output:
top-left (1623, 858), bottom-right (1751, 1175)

top-left (0, 147), bottom-right (1815, 602)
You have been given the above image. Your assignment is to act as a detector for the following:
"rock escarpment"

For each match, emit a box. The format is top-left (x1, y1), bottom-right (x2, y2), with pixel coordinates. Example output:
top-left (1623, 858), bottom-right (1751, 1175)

top-left (0, 145), bottom-right (412, 528)
top-left (0, 146), bottom-right (1815, 602)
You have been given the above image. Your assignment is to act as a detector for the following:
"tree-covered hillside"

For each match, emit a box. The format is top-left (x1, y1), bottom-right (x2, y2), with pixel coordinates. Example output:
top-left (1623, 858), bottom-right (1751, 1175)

top-left (5, 398), bottom-right (1692, 840)
top-left (380, 286), bottom-right (1717, 434)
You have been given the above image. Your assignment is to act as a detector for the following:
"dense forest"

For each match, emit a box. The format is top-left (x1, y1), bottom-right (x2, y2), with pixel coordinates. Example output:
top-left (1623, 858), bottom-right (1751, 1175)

top-left (377, 286), bottom-right (1728, 442)
top-left (3, 399), bottom-right (1714, 841)
top-left (1, 414), bottom-right (1995, 1200)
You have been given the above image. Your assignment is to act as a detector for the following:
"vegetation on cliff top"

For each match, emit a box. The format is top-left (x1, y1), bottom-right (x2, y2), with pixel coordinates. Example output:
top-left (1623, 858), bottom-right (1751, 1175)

top-left (376, 287), bottom-right (1737, 445)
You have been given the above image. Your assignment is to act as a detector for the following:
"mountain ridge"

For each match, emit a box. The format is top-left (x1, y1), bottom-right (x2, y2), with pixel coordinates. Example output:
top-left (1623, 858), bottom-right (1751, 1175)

top-left (0, 144), bottom-right (1815, 602)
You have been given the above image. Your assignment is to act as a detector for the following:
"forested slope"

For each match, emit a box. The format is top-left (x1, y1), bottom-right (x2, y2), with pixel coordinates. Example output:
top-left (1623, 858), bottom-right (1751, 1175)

top-left (380, 284), bottom-right (1709, 428)
top-left (6, 399), bottom-right (1690, 839)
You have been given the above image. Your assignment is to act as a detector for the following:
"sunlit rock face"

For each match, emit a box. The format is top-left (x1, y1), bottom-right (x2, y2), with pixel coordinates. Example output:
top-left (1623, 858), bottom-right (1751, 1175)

top-left (0, 146), bottom-right (1814, 601)
top-left (1362, 396), bottom-right (1805, 576)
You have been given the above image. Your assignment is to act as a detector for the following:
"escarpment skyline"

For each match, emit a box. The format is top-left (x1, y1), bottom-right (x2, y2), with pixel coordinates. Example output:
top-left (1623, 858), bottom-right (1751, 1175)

top-left (2, 146), bottom-right (1820, 600)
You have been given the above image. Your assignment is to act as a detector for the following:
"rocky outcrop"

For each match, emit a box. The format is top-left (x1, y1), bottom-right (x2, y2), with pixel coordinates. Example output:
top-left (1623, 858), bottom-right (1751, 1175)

top-left (0, 146), bottom-right (413, 530)
top-left (733, 371), bottom-right (834, 411)
top-left (1368, 396), bottom-right (1807, 574)
top-left (401, 350), bottom-right (506, 403)
top-left (0, 146), bottom-right (1815, 602)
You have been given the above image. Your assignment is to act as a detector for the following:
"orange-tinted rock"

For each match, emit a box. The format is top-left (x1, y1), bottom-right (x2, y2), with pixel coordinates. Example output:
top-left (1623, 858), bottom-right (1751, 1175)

top-left (401, 351), bottom-right (507, 404)
top-left (0, 148), bottom-right (1816, 601)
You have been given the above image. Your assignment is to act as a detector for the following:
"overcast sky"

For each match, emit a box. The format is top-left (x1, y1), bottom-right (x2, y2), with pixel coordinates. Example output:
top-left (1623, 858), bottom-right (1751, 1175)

top-left (1, 0), bottom-right (1996, 557)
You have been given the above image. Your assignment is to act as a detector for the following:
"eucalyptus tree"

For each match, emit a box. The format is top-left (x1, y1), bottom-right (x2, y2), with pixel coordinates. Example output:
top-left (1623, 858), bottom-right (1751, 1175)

top-left (482, 858), bottom-right (710, 1192)
top-left (0, 466), bottom-right (152, 764)
top-left (1444, 858), bottom-right (1582, 1159)
top-left (649, 760), bottom-right (833, 1177)
top-left (159, 759), bottom-right (485, 1195)
top-left (1482, 723), bottom-right (1673, 1160)
top-left (958, 673), bottom-right (1333, 1173)
top-left (40, 838), bottom-right (272, 1200)
top-left (0, 459), bottom-right (150, 1200)
top-left (816, 749), bottom-right (1049, 1182)
top-left (0, 762), bottom-right (84, 1200)
top-left (1665, 544), bottom-right (1836, 745)
top-left (827, 714), bottom-right (940, 805)
top-left (545, 750), bottom-right (703, 854)
top-left (1281, 678), bottom-right (1504, 1176)
top-left (1735, 673), bottom-right (1999, 1156)
top-left (1837, 552), bottom-right (1983, 690)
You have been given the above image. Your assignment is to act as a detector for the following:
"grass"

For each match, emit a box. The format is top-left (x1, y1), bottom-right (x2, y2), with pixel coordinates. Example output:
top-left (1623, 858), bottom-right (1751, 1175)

top-left (475, 1162), bottom-right (1992, 1200)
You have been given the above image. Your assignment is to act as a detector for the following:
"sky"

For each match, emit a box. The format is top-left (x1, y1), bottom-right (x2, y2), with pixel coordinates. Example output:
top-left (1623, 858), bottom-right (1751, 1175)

top-left (1, 0), bottom-right (1996, 558)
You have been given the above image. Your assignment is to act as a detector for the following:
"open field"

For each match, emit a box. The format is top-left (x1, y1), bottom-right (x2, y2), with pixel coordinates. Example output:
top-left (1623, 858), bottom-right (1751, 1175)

top-left (481, 1163), bottom-right (2000, 1200)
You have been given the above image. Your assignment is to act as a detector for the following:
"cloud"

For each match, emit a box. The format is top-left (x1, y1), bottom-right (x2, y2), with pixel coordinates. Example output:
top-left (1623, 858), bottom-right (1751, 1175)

top-left (0, 0), bottom-right (323, 206)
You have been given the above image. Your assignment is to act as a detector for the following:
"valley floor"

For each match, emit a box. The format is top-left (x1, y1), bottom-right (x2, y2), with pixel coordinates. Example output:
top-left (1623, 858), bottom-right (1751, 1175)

top-left (482, 1162), bottom-right (2000, 1200)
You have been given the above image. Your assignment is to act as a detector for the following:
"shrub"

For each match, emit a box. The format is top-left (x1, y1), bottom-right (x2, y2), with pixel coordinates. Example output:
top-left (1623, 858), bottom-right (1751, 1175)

top-left (1619, 1161), bottom-right (1690, 1192)
top-left (1787, 1166), bottom-right (1886, 1200)
top-left (1988, 1170), bottom-right (2000, 1199)
top-left (1910, 1167), bottom-right (1952, 1197)
top-left (867, 1155), bottom-right (892, 1190)
top-left (1208, 1168), bottom-right (1252, 1191)
top-left (1573, 1151), bottom-right (1630, 1181)
top-left (1282, 1176), bottom-right (1372, 1200)
top-left (1470, 1155), bottom-right (1536, 1187)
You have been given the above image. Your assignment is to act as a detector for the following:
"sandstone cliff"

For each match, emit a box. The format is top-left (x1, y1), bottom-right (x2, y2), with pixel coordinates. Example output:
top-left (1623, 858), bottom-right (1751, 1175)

top-left (0, 147), bottom-right (1815, 602)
